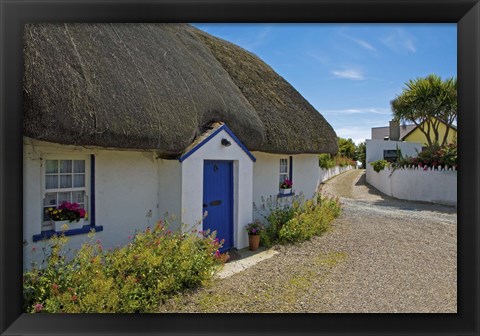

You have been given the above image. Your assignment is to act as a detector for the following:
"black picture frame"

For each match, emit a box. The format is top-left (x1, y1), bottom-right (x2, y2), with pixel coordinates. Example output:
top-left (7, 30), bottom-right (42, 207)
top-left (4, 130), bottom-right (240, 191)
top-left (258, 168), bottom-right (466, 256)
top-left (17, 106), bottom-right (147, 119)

top-left (1, 0), bottom-right (479, 335)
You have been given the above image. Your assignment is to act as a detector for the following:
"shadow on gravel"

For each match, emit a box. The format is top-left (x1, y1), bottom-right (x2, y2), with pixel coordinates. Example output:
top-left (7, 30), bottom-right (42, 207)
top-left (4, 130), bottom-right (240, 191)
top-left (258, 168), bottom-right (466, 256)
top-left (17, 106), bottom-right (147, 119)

top-left (354, 171), bottom-right (457, 215)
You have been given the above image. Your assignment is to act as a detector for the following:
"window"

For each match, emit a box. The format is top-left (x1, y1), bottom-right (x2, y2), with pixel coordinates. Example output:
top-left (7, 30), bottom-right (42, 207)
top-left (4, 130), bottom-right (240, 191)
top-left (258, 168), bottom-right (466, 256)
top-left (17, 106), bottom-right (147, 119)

top-left (42, 157), bottom-right (90, 230)
top-left (383, 150), bottom-right (398, 163)
top-left (279, 157), bottom-right (289, 185)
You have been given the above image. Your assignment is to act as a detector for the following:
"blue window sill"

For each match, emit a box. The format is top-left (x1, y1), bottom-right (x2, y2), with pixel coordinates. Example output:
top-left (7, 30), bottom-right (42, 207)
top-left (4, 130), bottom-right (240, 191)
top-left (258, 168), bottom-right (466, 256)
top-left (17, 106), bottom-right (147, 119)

top-left (32, 225), bottom-right (104, 242)
top-left (277, 192), bottom-right (295, 198)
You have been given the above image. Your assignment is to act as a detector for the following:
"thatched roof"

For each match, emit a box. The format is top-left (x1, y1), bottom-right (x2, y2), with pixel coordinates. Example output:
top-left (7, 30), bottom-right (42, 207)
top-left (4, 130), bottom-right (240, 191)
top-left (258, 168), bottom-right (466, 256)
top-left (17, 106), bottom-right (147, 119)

top-left (24, 23), bottom-right (338, 158)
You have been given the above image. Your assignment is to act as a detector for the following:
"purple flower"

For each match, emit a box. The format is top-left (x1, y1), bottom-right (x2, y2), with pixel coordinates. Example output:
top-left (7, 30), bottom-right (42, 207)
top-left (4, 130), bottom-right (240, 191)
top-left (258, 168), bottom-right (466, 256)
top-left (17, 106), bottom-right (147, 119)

top-left (251, 228), bottom-right (257, 233)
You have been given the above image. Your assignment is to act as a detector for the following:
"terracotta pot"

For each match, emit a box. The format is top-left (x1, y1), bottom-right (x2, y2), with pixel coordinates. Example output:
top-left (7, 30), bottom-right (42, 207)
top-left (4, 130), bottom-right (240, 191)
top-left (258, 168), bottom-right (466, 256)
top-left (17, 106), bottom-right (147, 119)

top-left (248, 234), bottom-right (260, 251)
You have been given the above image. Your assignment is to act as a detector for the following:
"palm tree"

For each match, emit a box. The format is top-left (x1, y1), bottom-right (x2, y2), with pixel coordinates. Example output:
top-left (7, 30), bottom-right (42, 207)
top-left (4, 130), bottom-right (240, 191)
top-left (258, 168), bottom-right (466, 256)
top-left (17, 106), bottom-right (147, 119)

top-left (391, 74), bottom-right (457, 147)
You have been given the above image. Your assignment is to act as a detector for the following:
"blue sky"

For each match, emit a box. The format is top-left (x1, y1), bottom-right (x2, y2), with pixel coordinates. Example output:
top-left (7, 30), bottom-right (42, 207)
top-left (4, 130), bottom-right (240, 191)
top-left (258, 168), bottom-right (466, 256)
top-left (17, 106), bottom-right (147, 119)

top-left (193, 24), bottom-right (457, 144)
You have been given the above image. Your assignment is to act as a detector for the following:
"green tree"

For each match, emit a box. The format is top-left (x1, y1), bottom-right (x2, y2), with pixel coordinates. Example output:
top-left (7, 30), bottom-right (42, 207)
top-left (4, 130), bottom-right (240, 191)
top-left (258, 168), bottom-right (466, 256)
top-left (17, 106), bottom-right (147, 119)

top-left (338, 137), bottom-right (356, 159)
top-left (390, 74), bottom-right (457, 147)
top-left (355, 141), bottom-right (366, 168)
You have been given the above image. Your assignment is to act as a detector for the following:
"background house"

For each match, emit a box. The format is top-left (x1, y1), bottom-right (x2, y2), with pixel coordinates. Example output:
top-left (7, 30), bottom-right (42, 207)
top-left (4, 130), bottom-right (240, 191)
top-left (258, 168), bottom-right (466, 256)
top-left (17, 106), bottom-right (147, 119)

top-left (23, 23), bottom-right (337, 268)
top-left (371, 118), bottom-right (457, 146)
top-left (401, 117), bottom-right (457, 146)
top-left (371, 121), bottom-right (416, 141)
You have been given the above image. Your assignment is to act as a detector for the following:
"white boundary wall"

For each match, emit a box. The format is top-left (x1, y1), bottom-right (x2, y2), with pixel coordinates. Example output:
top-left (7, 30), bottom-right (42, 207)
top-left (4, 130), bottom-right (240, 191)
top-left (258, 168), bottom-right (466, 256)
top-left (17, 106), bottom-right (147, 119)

top-left (318, 165), bottom-right (353, 184)
top-left (366, 139), bottom-right (422, 163)
top-left (366, 164), bottom-right (457, 206)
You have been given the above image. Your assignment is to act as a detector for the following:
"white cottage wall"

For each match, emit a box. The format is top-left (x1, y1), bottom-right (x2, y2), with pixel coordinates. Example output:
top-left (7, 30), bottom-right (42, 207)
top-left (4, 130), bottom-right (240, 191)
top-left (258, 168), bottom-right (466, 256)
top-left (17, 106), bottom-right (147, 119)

top-left (157, 159), bottom-right (182, 230)
top-left (251, 152), bottom-right (320, 220)
top-left (23, 139), bottom-right (181, 269)
top-left (181, 129), bottom-right (253, 250)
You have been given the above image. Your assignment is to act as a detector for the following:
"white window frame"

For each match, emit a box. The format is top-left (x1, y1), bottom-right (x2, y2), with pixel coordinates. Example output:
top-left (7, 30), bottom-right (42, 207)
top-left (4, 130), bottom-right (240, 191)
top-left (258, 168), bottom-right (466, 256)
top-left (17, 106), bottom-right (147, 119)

top-left (41, 154), bottom-right (91, 230)
top-left (279, 157), bottom-right (290, 186)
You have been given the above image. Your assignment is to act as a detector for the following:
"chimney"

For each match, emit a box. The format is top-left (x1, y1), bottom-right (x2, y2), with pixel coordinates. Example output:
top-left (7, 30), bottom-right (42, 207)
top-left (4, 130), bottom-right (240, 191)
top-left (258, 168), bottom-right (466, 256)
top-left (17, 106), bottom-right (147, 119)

top-left (389, 120), bottom-right (400, 141)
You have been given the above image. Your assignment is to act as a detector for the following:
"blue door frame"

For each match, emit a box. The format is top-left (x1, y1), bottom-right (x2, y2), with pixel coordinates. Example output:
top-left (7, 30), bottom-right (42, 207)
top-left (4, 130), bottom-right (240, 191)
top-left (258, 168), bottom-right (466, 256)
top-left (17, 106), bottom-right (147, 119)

top-left (203, 160), bottom-right (234, 252)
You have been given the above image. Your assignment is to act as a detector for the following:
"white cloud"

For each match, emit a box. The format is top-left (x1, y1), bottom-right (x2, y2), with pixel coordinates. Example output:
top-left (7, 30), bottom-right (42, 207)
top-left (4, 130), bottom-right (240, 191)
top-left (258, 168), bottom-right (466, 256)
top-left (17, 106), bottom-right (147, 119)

top-left (332, 69), bottom-right (364, 80)
top-left (306, 52), bottom-right (329, 65)
top-left (233, 26), bottom-right (272, 51)
top-left (342, 33), bottom-right (377, 52)
top-left (334, 126), bottom-right (371, 145)
top-left (353, 38), bottom-right (376, 51)
top-left (381, 28), bottom-right (416, 54)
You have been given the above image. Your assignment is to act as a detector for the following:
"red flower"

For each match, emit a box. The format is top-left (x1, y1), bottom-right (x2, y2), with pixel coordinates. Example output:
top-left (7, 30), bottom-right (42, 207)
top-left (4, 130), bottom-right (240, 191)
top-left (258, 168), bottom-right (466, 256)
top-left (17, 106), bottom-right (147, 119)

top-left (71, 295), bottom-right (78, 301)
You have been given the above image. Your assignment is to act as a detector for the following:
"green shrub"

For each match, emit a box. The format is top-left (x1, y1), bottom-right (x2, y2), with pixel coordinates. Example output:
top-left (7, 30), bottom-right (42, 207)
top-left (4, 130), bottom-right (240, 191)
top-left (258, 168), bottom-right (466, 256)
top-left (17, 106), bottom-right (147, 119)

top-left (319, 154), bottom-right (356, 169)
top-left (23, 221), bottom-right (225, 313)
top-left (261, 203), bottom-right (298, 247)
top-left (319, 154), bottom-right (336, 169)
top-left (279, 195), bottom-right (341, 244)
top-left (370, 160), bottom-right (389, 173)
top-left (256, 194), bottom-right (341, 247)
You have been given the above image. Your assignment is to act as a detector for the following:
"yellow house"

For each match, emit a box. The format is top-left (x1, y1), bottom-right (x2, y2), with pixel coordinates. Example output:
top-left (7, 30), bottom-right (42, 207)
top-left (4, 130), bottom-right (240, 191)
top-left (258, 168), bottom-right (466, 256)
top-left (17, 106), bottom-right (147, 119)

top-left (401, 117), bottom-right (457, 146)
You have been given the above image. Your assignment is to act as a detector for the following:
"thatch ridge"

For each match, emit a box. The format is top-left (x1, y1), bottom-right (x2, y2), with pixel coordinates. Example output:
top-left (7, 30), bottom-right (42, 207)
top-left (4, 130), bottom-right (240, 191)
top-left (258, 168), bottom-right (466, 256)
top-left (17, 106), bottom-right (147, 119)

top-left (24, 23), bottom-right (337, 157)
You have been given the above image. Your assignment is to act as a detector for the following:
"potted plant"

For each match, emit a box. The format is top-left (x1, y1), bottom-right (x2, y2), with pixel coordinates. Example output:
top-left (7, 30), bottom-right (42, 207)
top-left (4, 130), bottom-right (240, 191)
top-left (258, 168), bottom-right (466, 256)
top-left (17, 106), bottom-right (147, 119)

top-left (45, 202), bottom-right (88, 231)
top-left (246, 221), bottom-right (264, 251)
top-left (279, 178), bottom-right (293, 195)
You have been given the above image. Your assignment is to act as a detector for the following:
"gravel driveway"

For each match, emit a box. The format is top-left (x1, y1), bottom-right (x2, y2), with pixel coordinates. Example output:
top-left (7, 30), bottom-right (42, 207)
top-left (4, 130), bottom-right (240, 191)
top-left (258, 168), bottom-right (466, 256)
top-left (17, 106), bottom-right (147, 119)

top-left (159, 169), bottom-right (457, 313)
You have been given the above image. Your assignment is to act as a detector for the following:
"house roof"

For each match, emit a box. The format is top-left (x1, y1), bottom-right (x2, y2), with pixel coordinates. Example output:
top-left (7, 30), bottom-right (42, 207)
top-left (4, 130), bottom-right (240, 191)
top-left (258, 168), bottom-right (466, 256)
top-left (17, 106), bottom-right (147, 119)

top-left (23, 23), bottom-right (338, 159)
top-left (371, 124), bottom-right (416, 140)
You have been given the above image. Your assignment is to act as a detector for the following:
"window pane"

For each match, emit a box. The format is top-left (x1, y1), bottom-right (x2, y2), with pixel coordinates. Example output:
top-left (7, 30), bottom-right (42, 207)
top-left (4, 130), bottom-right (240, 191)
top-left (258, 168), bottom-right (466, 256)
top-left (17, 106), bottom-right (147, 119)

top-left (45, 175), bottom-right (58, 189)
top-left (280, 173), bottom-right (288, 184)
top-left (58, 192), bottom-right (71, 204)
top-left (74, 160), bottom-right (85, 173)
top-left (43, 193), bottom-right (57, 207)
top-left (73, 174), bottom-right (85, 188)
top-left (60, 174), bottom-right (72, 188)
top-left (280, 159), bottom-right (288, 173)
top-left (45, 160), bottom-right (58, 174)
top-left (72, 190), bottom-right (85, 204)
top-left (60, 160), bottom-right (72, 173)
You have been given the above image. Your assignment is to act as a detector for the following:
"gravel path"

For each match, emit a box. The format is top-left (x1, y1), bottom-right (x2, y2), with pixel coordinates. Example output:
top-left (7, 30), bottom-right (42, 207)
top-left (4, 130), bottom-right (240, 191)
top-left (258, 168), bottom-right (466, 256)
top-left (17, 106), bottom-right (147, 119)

top-left (159, 169), bottom-right (457, 313)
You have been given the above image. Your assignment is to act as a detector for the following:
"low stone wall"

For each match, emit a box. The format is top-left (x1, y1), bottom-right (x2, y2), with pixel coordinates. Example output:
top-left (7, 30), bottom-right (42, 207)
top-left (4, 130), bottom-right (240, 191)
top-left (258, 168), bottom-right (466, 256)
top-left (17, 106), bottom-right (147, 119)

top-left (366, 164), bottom-right (457, 206)
top-left (319, 165), bottom-right (354, 184)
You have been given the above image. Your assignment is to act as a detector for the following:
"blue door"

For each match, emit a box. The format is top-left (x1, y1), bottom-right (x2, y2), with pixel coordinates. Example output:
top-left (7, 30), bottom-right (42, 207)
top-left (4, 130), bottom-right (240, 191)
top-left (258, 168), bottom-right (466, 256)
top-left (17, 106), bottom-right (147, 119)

top-left (203, 160), bottom-right (233, 252)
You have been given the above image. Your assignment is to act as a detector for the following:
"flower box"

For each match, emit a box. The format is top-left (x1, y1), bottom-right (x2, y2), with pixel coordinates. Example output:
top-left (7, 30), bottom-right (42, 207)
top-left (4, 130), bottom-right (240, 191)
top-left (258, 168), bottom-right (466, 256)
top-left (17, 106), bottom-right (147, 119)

top-left (279, 188), bottom-right (292, 195)
top-left (52, 218), bottom-right (85, 232)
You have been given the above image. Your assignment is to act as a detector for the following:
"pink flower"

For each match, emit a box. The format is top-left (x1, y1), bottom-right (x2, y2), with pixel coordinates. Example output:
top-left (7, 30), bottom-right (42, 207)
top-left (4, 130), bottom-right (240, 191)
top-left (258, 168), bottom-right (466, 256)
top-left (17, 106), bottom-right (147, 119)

top-left (128, 236), bottom-right (132, 239)
top-left (78, 209), bottom-right (86, 218)
top-left (34, 303), bottom-right (43, 313)
top-left (71, 295), bottom-right (78, 301)
top-left (52, 283), bottom-right (59, 290)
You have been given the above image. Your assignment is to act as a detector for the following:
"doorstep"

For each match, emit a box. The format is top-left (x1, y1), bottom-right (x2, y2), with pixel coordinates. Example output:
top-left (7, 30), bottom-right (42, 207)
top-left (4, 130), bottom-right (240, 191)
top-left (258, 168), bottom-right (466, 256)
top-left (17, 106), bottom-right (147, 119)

top-left (215, 247), bottom-right (279, 279)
